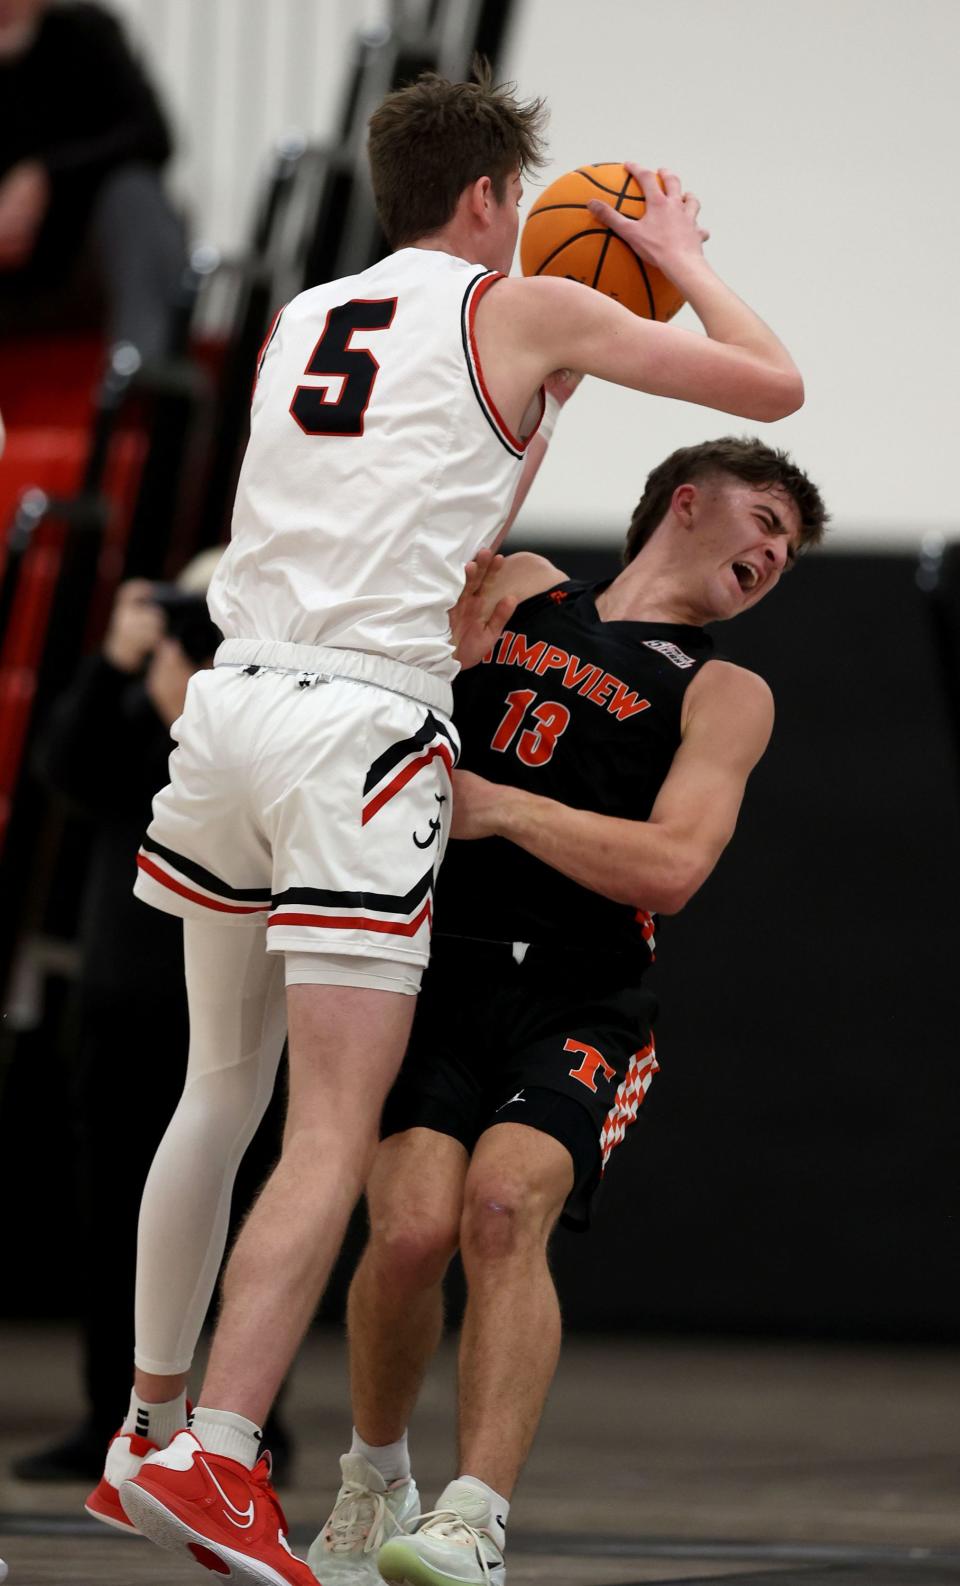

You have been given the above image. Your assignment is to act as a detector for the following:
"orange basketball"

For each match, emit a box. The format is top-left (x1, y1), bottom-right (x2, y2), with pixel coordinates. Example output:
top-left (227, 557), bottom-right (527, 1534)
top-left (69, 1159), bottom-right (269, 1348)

top-left (520, 163), bottom-right (684, 322)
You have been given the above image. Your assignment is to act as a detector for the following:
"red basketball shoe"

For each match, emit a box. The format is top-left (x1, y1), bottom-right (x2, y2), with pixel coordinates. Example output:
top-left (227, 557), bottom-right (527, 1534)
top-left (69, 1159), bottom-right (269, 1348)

top-left (119, 1429), bottom-right (317, 1584)
top-left (85, 1427), bottom-right (159, 1532)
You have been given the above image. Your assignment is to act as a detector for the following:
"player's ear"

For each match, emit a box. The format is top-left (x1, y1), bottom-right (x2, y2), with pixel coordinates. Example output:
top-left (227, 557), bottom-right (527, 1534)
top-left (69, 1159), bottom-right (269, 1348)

top-left (468, 175), bottom-right (495, 225)
top-left (671, 483), bottom-right (698, 528)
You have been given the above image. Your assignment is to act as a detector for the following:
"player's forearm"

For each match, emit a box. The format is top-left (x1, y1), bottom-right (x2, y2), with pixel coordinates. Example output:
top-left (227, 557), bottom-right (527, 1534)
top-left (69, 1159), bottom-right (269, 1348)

top-left (491, 786), bottom-right (701, 915)
top-left (492, 392), bottom-right (560, 550)
top-left (670, 255), bottom-right (802, 386)
top-left (493, 434), bottom-right (547, 550)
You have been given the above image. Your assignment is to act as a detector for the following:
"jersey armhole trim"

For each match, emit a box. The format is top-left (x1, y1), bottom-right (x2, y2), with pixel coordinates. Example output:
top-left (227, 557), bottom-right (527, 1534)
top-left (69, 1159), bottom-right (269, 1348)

top-left (461, 272), bottom-right (545, 459)
top-left (251, 304), bottom-right (286, 402)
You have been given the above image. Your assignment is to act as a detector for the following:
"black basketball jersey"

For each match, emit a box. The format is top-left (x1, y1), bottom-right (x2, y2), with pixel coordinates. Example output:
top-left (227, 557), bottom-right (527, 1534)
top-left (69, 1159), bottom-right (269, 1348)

top-left (433, 578), bottom-right (719, 965)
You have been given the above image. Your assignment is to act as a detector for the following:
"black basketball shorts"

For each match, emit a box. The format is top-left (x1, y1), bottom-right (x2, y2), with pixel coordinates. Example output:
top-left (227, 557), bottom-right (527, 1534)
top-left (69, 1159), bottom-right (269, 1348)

top-left (380, 935), bottom-right (659, 1230)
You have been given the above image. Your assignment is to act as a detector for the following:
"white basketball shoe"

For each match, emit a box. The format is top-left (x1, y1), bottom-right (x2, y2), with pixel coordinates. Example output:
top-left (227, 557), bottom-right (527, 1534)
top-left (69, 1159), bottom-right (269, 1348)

top-left (306, 1453), bottom-right (420, 1585)
top-left (377, 1478), bottom-right (506, 1586)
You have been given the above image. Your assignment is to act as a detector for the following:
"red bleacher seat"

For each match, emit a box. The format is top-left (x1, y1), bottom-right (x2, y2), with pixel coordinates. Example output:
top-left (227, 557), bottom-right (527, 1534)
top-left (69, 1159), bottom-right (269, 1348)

top-left (0, 334), bottom-right (147, 857)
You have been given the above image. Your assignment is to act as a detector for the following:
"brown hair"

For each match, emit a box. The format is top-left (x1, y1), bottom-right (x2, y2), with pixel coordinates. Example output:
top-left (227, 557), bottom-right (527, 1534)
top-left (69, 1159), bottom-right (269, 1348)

top-left (623, 436), bottom-right (828, 564)
top-left (367, 60), bottom-right (548, 249)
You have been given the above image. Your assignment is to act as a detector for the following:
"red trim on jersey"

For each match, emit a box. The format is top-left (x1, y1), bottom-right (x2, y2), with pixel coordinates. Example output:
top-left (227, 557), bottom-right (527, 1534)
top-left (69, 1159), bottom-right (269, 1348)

top-left (362, 742), bottom-right (454, 825)
top-left (251, 305), bottom-right (285, 400)
top-left (137, 854), bottom-right (266, 915)
top-left (267, 899), bottom-right (433, 937)
top-left (467, 274), bottom-right (545, 453)
top-left (635, 907), bottom-right (657, 958)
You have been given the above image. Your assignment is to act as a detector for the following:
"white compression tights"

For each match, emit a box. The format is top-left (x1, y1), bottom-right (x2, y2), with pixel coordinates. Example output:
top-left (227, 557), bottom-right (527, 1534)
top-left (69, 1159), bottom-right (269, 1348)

top-left (134, 920), bottom-right (286, 1376)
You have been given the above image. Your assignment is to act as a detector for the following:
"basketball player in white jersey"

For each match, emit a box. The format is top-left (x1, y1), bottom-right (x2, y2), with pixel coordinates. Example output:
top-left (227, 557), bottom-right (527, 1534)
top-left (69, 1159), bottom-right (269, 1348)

top-left (87, 66), bottom-right (803, 1586)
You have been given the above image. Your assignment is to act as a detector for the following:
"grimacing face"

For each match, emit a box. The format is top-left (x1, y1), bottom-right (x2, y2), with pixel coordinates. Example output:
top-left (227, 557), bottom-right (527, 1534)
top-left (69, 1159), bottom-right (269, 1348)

top-left (686, 475), bottom-right (803, 621)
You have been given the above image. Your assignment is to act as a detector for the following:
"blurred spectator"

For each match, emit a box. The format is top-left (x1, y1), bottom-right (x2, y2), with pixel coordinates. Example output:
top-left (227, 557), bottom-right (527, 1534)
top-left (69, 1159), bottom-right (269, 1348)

top-left (0, 0), bottom-right (186, 359)
top-left (13, 555), bottom-right (292, 1482)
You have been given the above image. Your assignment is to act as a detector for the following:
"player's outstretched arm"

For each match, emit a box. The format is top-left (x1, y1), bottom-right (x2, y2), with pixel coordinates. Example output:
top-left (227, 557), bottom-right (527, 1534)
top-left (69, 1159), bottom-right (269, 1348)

top-left (528, 274), bottom-right (800, 422)
top-left (589, 165), bottom-right (802, 412)
top-left (449, 661), bottom-right (773, 913)
top-left (479, 167), bottom-right (802, 423)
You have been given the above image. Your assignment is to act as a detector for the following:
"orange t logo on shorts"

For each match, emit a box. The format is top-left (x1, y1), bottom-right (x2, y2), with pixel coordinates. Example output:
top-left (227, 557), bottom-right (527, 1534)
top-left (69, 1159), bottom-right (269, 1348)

top-left (564, 1038), bottom-right (616, 1093)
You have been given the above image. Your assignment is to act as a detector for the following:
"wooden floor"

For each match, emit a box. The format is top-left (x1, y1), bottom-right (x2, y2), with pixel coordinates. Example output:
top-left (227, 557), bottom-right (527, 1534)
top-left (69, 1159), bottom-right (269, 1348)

top-left (1, 1324), bottom-right (959, 1585)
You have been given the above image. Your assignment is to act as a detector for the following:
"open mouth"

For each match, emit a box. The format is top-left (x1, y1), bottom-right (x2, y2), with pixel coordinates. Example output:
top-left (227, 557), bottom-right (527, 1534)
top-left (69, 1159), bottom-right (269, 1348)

top-left (732, 561), bottom-right (760, 593)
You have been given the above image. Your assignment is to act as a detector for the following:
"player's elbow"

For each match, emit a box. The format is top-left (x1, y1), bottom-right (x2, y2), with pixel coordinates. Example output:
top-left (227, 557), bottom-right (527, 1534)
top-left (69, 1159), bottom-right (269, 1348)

top-left (638, 851), bottom-right (710, 915)
top-left (646, 878), bottom-right (694, 916)
top-left (751, 368), bottom-right (804, 422)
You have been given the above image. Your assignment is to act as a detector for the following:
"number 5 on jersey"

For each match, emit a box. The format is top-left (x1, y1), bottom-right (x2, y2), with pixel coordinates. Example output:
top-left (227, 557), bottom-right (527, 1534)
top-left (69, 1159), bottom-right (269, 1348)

top-left (491, 688), bottom-right (571, 767)
top-left (290, 297), bottom-right (397, 437)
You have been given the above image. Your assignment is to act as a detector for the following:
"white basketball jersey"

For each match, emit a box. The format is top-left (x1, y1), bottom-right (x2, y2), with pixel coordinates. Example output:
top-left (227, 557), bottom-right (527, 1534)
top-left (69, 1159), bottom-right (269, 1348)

top-left (208, 248), bottom-right (543, 682)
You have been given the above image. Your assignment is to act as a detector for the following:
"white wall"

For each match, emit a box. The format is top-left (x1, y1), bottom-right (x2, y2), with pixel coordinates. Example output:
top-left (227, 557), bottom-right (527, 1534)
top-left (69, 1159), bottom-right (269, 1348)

top-left (506, 0), bottom-right (960, 547)
top-left (112, 0), bottom-right (959, 547)
top-left (111, 0), bottom-right (388, 252)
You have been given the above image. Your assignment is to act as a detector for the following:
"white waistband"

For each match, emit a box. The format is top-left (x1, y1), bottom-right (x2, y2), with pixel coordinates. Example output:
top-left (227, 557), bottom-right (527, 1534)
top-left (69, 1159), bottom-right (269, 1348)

top-left (214, 638), bottom-right (454, 717)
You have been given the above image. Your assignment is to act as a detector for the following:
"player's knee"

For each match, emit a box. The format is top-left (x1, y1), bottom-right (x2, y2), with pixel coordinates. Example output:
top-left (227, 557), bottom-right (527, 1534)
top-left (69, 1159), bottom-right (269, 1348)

top-left (367, 1212), bottom-right (459, 1290)
top-left (176, 1077), bottom-right (265, 1156)
top-left (460, 1173), bottom-right (547, 1265)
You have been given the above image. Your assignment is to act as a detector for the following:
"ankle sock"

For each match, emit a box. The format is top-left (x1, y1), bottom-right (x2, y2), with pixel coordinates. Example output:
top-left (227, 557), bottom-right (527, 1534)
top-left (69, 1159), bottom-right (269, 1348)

top-left (350, 1427), bottom-right (411, 1485)
top-left (189, 1406), bottom-right (263, 1470)
top-left (121, 1388), bottom-right (187, 1449)
top-left (458, 1474), bottom-right (509, 1549)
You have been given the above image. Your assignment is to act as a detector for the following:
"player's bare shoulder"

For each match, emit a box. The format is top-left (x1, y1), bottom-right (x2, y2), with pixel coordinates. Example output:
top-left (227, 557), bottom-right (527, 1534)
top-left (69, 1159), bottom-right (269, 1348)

top-left (681, 659), bottom-right (775, 764)
top-left (486, 273), bottom-right (589, 312)
top-left (496, 551), bottom-right (569, 604)
top-left (477, 273), bottom-right (600, 342)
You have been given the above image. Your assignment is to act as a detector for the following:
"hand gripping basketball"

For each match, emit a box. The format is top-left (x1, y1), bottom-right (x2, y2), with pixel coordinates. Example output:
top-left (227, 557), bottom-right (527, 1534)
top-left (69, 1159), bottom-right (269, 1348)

top-left (587, 164), bottom-right (710, 276)
top-left (519, 162), bottom-right (698, 321)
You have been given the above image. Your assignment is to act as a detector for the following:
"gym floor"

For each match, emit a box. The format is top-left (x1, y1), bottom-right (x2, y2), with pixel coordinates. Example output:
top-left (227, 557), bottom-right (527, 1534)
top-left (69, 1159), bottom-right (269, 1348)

top-left (1, 1325), bottom-right (958, 1585)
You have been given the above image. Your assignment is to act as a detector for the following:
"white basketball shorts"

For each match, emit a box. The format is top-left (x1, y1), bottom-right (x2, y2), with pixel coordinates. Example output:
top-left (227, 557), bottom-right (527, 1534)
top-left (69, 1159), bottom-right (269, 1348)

top-left (133, 640), bottom-right (458, 973)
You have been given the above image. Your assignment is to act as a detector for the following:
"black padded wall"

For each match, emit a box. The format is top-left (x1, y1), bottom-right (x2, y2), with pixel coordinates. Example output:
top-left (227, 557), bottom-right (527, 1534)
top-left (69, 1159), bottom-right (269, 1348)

top-left (533, 548), bottom-right (960, 1339)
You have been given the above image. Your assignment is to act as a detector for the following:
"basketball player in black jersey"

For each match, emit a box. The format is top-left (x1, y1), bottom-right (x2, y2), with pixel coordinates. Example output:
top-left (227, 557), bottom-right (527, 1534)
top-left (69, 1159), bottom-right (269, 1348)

top-left (307, 435), bottom-right (827, 1586)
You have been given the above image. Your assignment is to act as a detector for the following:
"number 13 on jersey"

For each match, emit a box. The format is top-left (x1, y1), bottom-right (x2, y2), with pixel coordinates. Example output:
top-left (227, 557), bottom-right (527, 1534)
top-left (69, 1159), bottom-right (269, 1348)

top-left (492, 689), bottom-right (571, 767)
top-left (290, 297), bottom-right (397, 437)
